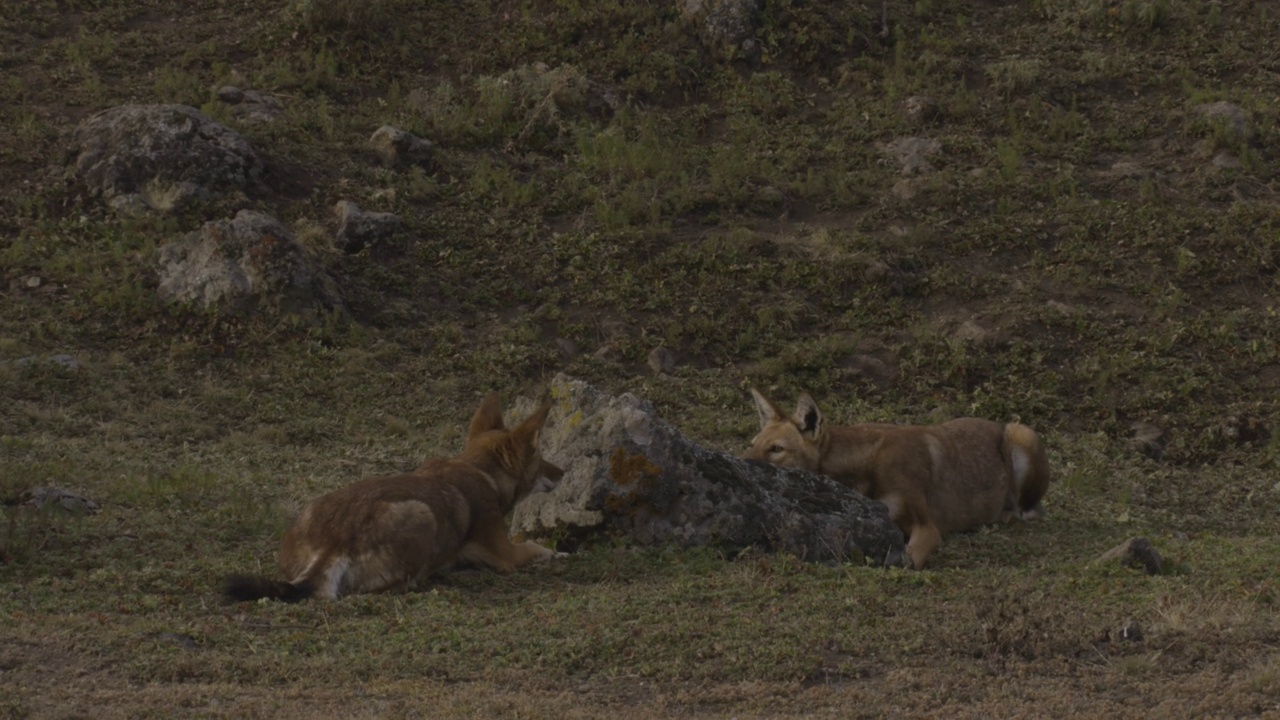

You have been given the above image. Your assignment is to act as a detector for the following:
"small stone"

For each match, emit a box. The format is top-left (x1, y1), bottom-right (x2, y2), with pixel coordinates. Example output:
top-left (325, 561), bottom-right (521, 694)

top-left (369, 125), bottom-right (435, 169)
top-left (1128, 422), bottom-right (1164, 460)
top-left (216, 86), bottom-right (245, 104)
top-left (153, 632), bottom-right (200, 650)
top-left (647, 346), bottom-right (676, 375)
top-left (954, 319), bottom-right (989, 343)
top-left (1211, 151), bottom-right (1241, 169)
top-left (879, 137), bottom-right (942, 176)
top-left (901, 95), bottom-right (940, 124)
top-left (334, 200), bottom-right (400, 254)
top-left (1098, 536), bottom-right (1163, 575)
top-left (13, 355), bottom-right (80, 371)
top-left (1196, 101), bottom-right (1250, 142)
top-left (592, 344), bottom-right (621, 362)
top-left (554, 338), bottom-right (578, 358)
top-left (11, 487), bottom-right (100, 515)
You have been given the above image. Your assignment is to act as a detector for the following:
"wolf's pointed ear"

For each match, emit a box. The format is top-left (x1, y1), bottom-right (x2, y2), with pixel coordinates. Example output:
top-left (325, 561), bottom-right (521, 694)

top-left (794, 392), bottom-right (823, 439)
top-left (509, 402), bottom-right (551, 448)
top-left (468, 393), bottom-right (506, 438)
top-left (750, 388), bottom-right (786, 430)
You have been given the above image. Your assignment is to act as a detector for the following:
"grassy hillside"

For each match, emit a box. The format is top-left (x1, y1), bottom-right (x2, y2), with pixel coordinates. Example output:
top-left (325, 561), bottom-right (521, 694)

top-left (1, 0), bottom-right (1278, 717)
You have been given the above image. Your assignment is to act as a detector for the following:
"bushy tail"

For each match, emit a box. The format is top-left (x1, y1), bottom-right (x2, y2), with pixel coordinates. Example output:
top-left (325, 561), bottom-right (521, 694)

top-left (223, 574), bottom-right (314, 603)
top-left (1004, 423), bottom-right (1052, 519)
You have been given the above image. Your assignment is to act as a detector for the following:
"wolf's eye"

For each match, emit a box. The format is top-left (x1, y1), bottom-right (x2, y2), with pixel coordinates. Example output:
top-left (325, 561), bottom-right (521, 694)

top-left (769, 445), bottom-right (784, 455)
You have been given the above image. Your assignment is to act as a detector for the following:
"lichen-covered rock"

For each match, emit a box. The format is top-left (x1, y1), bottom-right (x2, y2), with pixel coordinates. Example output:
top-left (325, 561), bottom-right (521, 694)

top-left (511, 375), bottom-right (907, 566)
top-left (156, 210), bottom-right (341, 316)
top-left (67, 104), bottom-right (262, 214)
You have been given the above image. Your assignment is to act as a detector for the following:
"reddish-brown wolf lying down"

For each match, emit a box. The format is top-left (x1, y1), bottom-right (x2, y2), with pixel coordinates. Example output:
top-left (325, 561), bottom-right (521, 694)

top-left (224, 393), bottom-right (562, 602)
top-left (745, 389), bottom-right (1051, 570)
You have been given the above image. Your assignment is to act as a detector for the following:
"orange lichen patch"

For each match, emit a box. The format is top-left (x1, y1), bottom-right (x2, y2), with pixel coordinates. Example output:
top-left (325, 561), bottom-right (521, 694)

top-left (609, 447), bottom-right (661, 487)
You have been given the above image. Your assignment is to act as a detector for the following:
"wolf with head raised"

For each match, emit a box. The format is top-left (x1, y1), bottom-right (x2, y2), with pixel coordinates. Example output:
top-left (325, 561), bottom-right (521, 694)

top-left (744, 388), bottom-right (1051, 570)
top-left (224, 393), bottom-right (563, 602)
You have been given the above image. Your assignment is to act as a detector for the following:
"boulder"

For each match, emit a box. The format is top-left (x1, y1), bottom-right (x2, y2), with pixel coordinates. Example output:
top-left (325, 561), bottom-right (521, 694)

top-left (67, 104), bottom-right (262, 214)
top-left (511, 375), bottom-right (907, 566)
top-left (156, 209), bottom-right (341, 316)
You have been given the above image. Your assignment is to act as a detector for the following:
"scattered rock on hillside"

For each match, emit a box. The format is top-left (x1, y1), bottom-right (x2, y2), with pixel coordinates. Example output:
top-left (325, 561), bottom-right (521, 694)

top-left (334, 200), bottom-right (400, 254)
top-left (1097, 536), bottom-right (1163, 575)
top-left (66, 104), bottom-right (262, 214)
top-left (369, 125), bottom-right (435, 169)
top-left (1196, 101), bottom-right (1250, 143)
top-left (4, 487), bottom-right (100, 515)
top-left (156, 209), bottom-right (341, 316)
top-left (647, 346), bottom-right (676, 375)
top-left (880, 137), bottom-right (942, 176)
top-left (682, 0), bottom-right (762, 58)
top-left (1211, 151), bottom-right (1241, 170)
top-left (1128, 421), bottom-right (1164, 460)
top-left (12, 354), bottom-right (81, 371)
top-left (1217, 414), bottom-right (1270, 447)
top-left (216, 86), bottom-right (283, 124)
top-left (510, 375), bottom-right (908, 566)
top-left (900, 95), bottom-right (940, 125)
top-left (554, 338), bottom-right (578, 359)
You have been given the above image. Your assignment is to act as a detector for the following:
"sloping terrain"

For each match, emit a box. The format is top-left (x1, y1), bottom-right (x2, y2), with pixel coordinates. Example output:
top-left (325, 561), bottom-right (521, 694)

top-left (1, 1), bottom-right (1277, 717)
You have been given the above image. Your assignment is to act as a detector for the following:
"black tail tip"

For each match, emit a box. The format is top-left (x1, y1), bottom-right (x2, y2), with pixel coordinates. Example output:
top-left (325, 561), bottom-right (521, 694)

top-left (223, 574), bottom-right (314, 604)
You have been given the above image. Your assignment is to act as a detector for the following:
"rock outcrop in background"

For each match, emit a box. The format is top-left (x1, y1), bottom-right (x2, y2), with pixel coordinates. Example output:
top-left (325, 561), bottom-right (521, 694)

top-left (156, 210), bottom-right (341, 316)
top-left (67, 104), bottom-right (262, 214)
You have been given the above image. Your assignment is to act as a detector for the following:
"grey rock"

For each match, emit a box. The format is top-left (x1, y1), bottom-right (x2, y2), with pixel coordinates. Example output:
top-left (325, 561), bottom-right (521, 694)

top-left (334, 200), bottom-right (400, 254)
top-left (369, 125), bottom-right (435, 169)
top-left (1098, 536), bottom-right (1163, 575)
top-left (1196, 101), bottom-right (1250, 143)
top-left (647, 346), bottom-right (676, 375)
top-left (13, 487), bottom-right (100, 515)
top-left (1128, 421), bottom-right (1164, 460)
top-left (13, 354), bottom-right (80, 371)
top-left (880, 137), bottom-right (942, 176)
top-left (216, 86), bottom-right (283, 124)
top-left (682, 0), bottom-right (761, 57)
top-left (67, 104), bottom-right (262, 214)
top-left (1211, 151), bottom-right (1241, 169)
top-left (156, 209), bottom-right (341, 316)
top-left (510, 375), bottom-right (907, 566)
top-left (900, 95), bottom-right (940, 124)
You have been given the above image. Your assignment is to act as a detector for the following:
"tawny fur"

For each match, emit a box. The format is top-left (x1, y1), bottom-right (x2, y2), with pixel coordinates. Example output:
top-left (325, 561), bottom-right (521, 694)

top-left (744, 388), bottom-right (1052, 570)
top-left (224, 394), bottom-right (562, 602)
